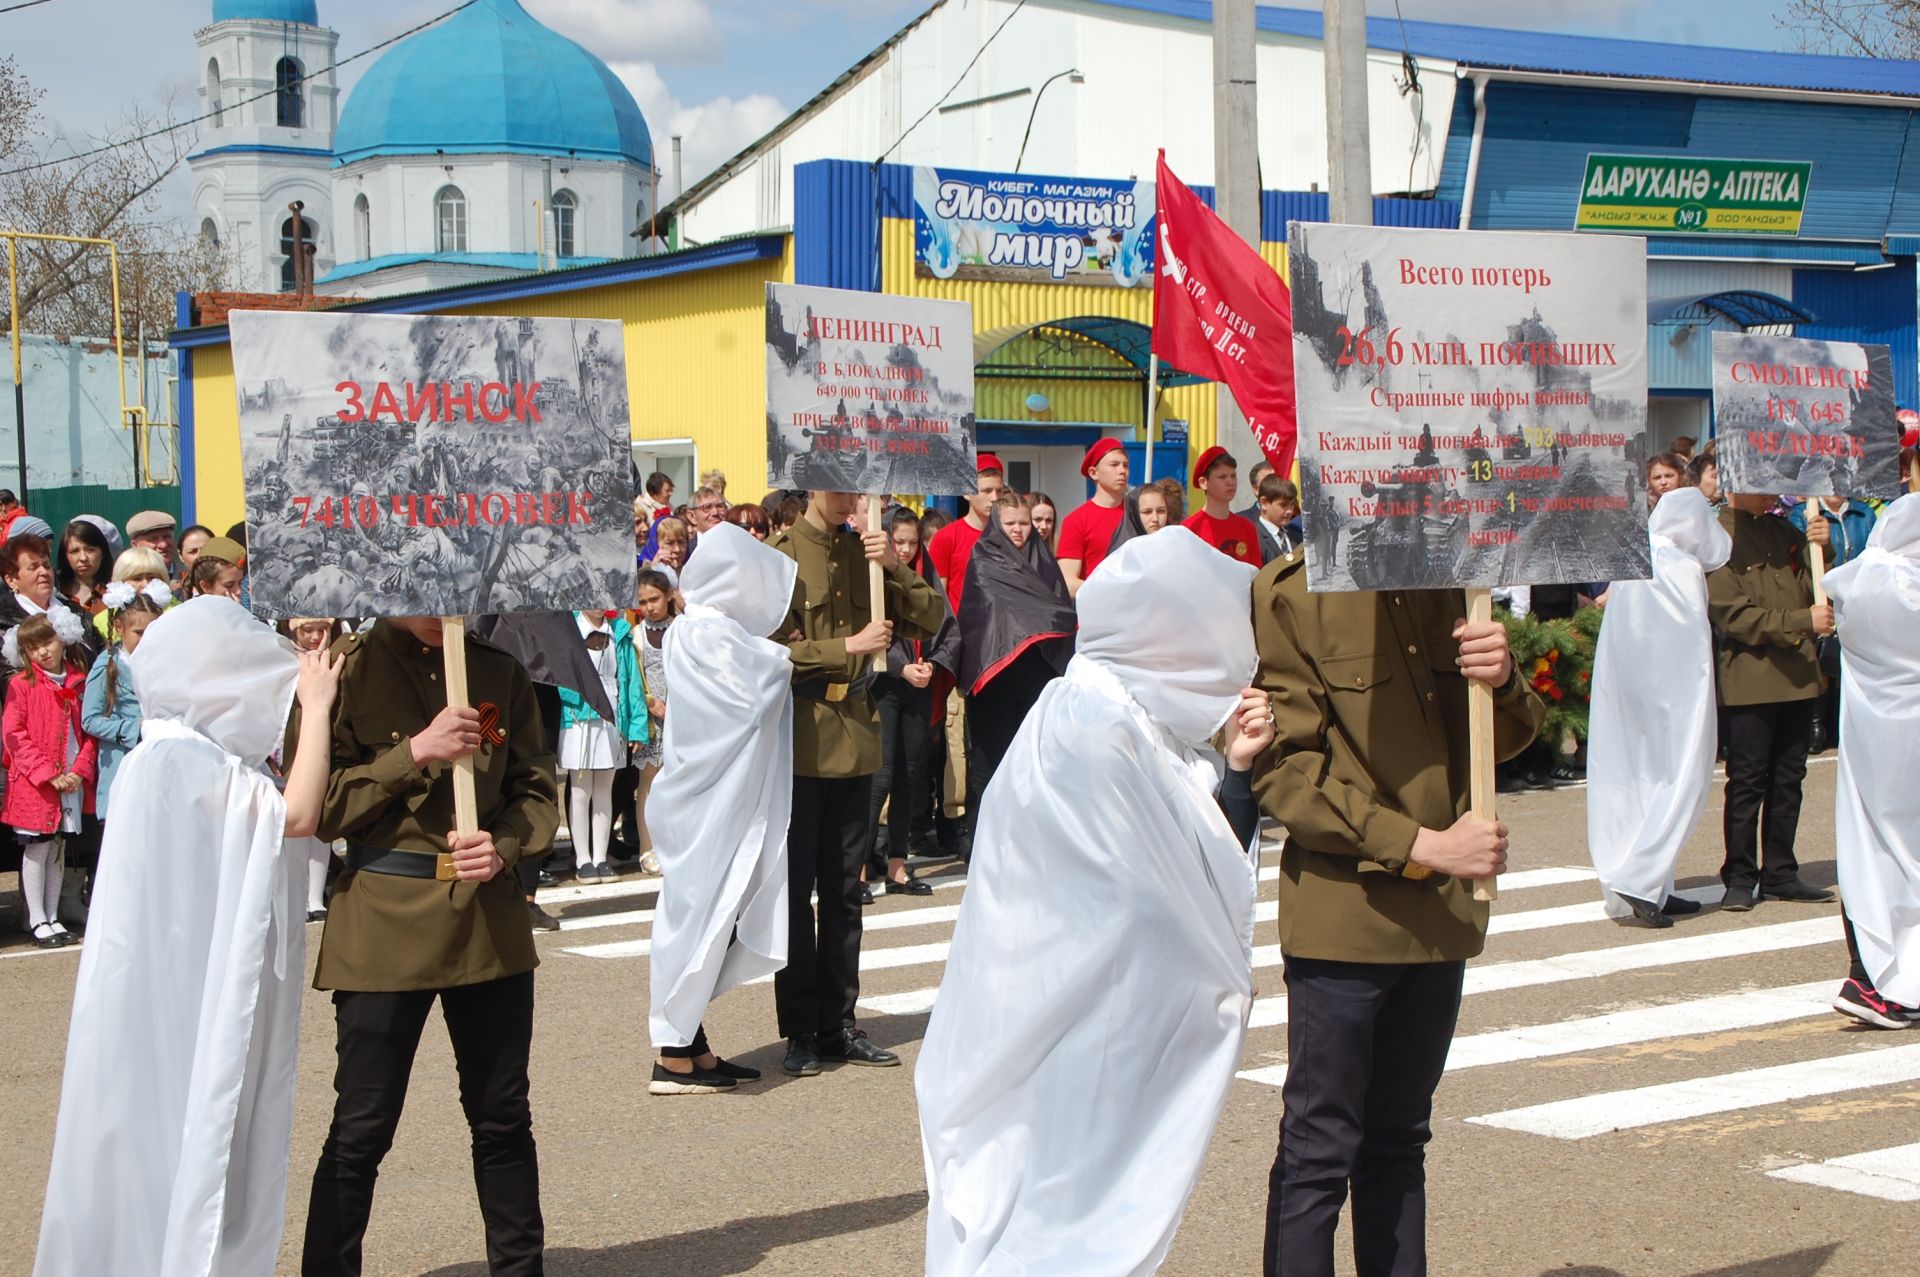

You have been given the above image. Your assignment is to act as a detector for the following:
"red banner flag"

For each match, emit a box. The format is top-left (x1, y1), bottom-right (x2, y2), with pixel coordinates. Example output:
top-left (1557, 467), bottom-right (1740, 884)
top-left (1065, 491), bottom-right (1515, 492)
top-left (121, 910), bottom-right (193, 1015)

top-left (1151, 152), bottom-right (1297, 477)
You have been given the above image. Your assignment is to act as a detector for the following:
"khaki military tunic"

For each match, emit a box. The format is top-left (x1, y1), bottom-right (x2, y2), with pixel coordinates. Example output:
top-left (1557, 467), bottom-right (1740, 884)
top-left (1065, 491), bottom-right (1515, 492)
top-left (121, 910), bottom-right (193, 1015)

top-left (308, 622), bottom-right (561, 993)
top-left (1251, 556), bottom-right (1545, 964)
top-left (771, 516), bottom-right (944, 779)
top-left (1706, 507), bottom-right (1819, 707)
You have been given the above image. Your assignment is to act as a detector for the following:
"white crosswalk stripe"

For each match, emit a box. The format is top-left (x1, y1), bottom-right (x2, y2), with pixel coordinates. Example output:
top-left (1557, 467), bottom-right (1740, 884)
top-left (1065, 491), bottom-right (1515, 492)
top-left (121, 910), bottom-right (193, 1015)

top-left (1766, 1142), bottom-right (1920, 1202)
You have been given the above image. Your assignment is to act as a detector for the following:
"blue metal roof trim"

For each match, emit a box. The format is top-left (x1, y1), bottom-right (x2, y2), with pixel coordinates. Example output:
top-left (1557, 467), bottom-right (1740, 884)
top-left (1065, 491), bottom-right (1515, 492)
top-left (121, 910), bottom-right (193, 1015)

top-left (1646, 242), bottom-right (1887, 266)
top-left (1794, 264), bottom-right (1920, 409)
top-left (1088, 0), bottom-right (1920, 97)
top-left (169, 234), bottom-right (789, 349)
top-left (317, 251), bottom-right (615, 284)
top-left (1887, 235), bottom-right (1920, 255)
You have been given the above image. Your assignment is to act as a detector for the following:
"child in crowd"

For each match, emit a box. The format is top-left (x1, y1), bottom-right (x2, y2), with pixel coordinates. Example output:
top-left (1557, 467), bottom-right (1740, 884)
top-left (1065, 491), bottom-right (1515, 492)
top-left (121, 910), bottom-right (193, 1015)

top-left (282, 616), bottom-right (342, 919)
top-left (81, 584), bottom-right (169, 858)
top-left (559, 609), bottom-right (648, 882)
top-left (90, 547), bottom-right (171, 642)
top-left (631, 568), bottom-right (680, 874)
top-left (1027, 492), bottom-right (1059, 552)
top-left (186, 554), bottom-right (244, 601)
top-left (1182, 447), bottom-right (1263, 566)
top-left (5, 612), bottom-right (98, 948)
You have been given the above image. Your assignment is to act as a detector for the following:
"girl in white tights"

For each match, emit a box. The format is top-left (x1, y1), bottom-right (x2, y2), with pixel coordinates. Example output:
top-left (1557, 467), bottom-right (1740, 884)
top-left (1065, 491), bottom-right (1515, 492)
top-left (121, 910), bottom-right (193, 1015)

top-left (558, 611), bottom-right (648, 883)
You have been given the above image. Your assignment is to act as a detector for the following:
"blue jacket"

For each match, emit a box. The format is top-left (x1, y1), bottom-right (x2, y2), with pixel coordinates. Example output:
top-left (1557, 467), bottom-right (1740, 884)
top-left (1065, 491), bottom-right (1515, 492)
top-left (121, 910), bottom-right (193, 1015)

top-left (81, 647), bottom-right (141, 815)
top-left (1788, 498), bottom-right (1877, 569)
top-left (557, 615), bottom-right (649, 744)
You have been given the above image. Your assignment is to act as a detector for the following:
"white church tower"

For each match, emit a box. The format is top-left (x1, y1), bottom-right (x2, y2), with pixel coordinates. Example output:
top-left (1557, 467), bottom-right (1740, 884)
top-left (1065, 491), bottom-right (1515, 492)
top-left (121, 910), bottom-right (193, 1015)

top-left (188, 0), bottom-right (339, 291)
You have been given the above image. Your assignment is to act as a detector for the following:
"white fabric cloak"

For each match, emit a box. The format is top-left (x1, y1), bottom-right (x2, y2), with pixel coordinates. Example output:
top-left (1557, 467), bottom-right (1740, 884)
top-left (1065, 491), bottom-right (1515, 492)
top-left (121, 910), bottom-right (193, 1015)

top-left (917, 527), bottom-right (1259, 1277)
top-left (646, 521), bottom-right (798, 1048)
top-left (1827, 493), bottom-right (1920, 1006)
top-left (36, 597), bottom-right (303, 1277)
top-left (1586, 488), bottom-right (1731, 916)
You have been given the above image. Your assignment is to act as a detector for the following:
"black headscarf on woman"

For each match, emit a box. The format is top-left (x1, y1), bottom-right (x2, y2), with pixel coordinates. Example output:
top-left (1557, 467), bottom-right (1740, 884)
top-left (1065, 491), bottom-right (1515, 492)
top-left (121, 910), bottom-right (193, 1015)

top-left (1107, 484), bottom-right (1158, 556)
top-left (958, 509), bottom-right (1076, 695)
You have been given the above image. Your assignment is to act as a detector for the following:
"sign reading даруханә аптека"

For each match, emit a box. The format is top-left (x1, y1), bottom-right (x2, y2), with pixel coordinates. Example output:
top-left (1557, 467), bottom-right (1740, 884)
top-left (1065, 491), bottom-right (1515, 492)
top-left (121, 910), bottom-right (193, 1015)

top-left (1289, 222), bottom-right (1652, 594)
top-left (230, 310), bottom-right (636, 620)
top-left (912, 165), bottom-right (1154, 287)
top-left (1575, 154), bottom-right (1811, 236)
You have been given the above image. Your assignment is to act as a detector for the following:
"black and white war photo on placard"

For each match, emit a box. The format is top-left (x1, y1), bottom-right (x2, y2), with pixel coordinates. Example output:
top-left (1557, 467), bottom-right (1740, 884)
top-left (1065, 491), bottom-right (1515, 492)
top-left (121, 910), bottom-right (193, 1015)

top-left (1711, 331), bottom-right (1903, 500)
top-left (229, 311), bottom-right (637, 621)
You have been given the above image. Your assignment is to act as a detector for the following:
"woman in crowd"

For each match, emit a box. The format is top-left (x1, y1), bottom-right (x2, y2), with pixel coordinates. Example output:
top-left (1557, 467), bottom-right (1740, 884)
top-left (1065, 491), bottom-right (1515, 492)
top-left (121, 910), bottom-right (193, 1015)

top-left (1153, 476), bottom-right (1187, 524)
top-left (1027, 491), bottom-right (1059, 552)
top-left (641, 471), bottom-right (675, 524)
top-left (724, 502), bottom-right (771, 540)
top-left (81, 585), bottom-right (170, 885)
top-left (54, 520), bottom-right (115, 617)
top-left (176, 524), bottom-right (213, 577)
top-left (0, 534), bottom-right (95, 653)
top-left (90, 547), bottom-right (172, 643)
top-left (763, 492), bottom-right (801, 537)
top-left (1685, 452), bottom-right (1721, 507)
top-left (1110, 482), bottom-right (1174, 554)
top-left (559, 608), bottom-right (648, 883)
top-left (630, 568), bottom-right (680, 875)
top-left (6, 611), bottom-right (98, 948)
top-left (644, 516), bottom-right (691, 578)
top-left (1646, 452), bottom-right (1687, 507)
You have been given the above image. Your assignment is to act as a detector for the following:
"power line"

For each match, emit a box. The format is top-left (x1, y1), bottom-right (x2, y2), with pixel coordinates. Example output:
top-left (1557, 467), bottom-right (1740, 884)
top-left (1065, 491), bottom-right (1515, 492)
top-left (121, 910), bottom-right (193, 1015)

top-left (875, 0), bottom-right (1029, 166)
top-left (0, 1), bottom-right (477, 178)
top-left (0, 0), bottom-right (59, 14)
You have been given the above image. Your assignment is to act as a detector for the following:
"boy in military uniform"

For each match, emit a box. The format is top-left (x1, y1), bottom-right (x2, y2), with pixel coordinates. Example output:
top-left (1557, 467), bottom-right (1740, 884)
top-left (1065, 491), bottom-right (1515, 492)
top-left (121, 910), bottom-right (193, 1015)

top-left (1707, 494), bottom-right (1836, 911)
top-left (1251, 560), bottom-right (1543, 1277)
top-left (300, 617), bottom-right (560, 1277)
top-left (771, 491), bottom-right (944, 1075)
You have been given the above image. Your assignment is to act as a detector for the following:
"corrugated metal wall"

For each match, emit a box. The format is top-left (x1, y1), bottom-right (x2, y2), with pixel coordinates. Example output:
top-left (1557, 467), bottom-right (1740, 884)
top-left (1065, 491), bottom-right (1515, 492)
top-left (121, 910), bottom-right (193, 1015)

top-left (1794, 260), bottom-right (1920, 409)
top-left (977, 329), bottom-right (1143, 425)
top-left (1647, 259), bottom-right (1799, 391)
top-left (189, 344), bottom-right (244, 534)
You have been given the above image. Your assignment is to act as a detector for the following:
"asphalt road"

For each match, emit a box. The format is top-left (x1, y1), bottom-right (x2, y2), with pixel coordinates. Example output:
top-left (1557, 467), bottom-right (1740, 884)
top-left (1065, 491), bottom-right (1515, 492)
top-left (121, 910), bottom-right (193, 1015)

top-left (0, 755), bottom-right (1907, 1277)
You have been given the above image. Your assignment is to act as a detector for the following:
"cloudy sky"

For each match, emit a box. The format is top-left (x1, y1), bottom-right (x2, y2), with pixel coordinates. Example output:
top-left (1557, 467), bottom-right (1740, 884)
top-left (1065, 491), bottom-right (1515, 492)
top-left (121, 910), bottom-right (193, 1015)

top-left (9, 0), bottom-right (1810, 225)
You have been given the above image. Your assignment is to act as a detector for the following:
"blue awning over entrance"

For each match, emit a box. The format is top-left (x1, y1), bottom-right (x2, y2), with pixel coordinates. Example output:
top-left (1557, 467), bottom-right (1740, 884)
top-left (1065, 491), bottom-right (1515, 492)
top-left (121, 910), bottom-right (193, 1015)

top-left (974, 317), bottom-right (1207, 388)
top-left (1661, 290), bottom-right (1815, 329)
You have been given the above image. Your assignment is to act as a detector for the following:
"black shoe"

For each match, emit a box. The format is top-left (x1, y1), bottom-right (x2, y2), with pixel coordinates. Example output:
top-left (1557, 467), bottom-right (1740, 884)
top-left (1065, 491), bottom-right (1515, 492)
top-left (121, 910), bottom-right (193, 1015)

top-left (783, 1034), bottom-right (823, 1076)
top-left (307, 908), bottom-right (329, 924)
top-left (1496, 773), bottom-right (1526, 795)
top-left (820, 1028), bottom-right (900, 1067)
top-left (647, 1062), bottom-right (737, 1095)
top-left (707, 1057), bottom-right (762, 1081)
top-left (1765, 880), bottom-right (1836, 904)
top-left (30, 922), bottom-right (62, 949)
top-left (1661, 896), bottom-right (1703, 916)
top-left (1833, 978), bottom-right (1919, 1030)
top-left (1722, 885), bottom-right (1757, 912)
top-left (536, 869), bottom-right (559, 888)
top-left (1622, 895), bottom-right (1673, 929)
top-left (528, 902), bottom-right (561, 932)
top-left (858, 883), bottom-right (875, 906)
top-left (886, 874), bottom-right (935, 896)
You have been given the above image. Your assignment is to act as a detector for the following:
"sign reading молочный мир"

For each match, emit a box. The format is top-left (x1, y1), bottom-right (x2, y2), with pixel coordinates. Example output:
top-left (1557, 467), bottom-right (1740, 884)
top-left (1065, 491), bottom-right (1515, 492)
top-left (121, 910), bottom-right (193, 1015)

top-left (230, 310), bottom-right (637, 620)
top-left (1576, 154), bottom-right (1811, 236)
top-left (1711, 332), bottom-right (1903, 500)
top-left (912, 166), bottom-right (1155, 288)
top-left (1288, 222), bottom-right (1652, 594)
top-left (766, 282), bottom-right (977, 496)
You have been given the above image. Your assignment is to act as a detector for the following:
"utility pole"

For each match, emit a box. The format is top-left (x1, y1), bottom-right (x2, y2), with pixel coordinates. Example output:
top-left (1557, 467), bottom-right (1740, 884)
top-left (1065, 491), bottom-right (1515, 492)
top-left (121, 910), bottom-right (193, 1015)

top-left (1212, 0), bottom-right (1260, 461)
top-left (1323, 0), bottom-right (1374, 227)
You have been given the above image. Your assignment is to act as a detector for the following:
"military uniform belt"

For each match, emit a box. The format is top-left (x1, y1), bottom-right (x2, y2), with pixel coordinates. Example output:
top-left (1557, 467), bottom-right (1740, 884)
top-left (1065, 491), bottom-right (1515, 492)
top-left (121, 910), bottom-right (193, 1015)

top-left (346, 842), bottom-right (458, 882)
top-left (793, 671), bottom-right (876, 703)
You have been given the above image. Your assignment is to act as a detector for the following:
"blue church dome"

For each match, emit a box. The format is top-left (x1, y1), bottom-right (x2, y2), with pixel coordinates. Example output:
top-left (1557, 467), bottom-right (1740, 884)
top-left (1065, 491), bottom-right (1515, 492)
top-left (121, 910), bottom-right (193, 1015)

top-left (335, 0), bottom-right (652, 167)
top-left (212, 0), bottom-right (319, 22)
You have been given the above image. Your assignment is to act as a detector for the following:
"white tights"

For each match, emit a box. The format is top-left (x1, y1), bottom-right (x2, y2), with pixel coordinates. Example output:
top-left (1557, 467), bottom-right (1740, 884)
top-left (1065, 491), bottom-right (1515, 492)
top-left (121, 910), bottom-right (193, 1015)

top-left (301, 837), bottom-right (330, 912)
top-left (568, 768), bottom-right (616, 869)
top-left (20, 839), bottom-right (62, 930)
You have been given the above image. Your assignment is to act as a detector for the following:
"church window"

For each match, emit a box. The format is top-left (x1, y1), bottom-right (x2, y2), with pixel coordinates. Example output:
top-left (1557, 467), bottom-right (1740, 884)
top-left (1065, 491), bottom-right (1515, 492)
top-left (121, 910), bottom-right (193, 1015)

top-left (276, 57), bottom-right (304, 130)
top-left (436, 185), bottom-right (468, 253)
top-left (200, 218), bottom-right (219, 247)
top-left (354, 195), bottom-right (371, 260)
top-left (206, 59), bottom-right (223, 126)
top-left (279, 214), bottom-right (316, 292)
top-left (551, 190), bottom-right (577, 258)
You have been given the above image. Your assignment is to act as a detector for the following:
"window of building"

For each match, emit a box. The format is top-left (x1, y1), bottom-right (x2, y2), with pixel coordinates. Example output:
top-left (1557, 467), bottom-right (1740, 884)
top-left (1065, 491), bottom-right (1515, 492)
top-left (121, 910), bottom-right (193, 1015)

top-left (275, 57), bottom-right (303, 129)
top-left (551, 190), bottom-right (577, 259)
top-left (200, 218), bottom-right (220, 246)
top-left (279, 214), bottom-right (315, 292)
top-left (353, 194), bottom-right (371, 260)
top-left (435, 185), bottom-right (468, 253)
top-left (207, 59), bottom-right (223, 126)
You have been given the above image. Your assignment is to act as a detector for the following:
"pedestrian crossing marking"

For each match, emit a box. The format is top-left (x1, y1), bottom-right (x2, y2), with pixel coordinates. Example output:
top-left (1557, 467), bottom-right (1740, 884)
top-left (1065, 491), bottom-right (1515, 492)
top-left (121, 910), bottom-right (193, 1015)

top-left (560, 901), bottom-right (970, 960)
top-left (1464, 1042), bottom-right (1920, 1140)
top-left (1766, 1141), bottom-right (1920, 1201)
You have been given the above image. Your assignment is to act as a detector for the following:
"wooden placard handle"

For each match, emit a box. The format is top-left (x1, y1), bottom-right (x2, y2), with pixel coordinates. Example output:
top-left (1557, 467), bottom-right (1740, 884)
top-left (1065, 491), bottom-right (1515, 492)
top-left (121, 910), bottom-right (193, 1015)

top-left (1467, 587), bottom-right (1499, 904)
top-left (1808, 540), bottom-right (1828, 607)
top-left (867, 495), bottom-right (887, 676)
top-left (441, 615), bottom-right (479, 839)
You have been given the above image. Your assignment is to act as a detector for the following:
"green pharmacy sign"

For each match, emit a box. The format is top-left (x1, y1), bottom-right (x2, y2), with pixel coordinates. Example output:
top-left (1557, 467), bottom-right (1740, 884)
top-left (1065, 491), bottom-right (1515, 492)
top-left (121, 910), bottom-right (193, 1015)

top-left (1576, 155), bottom-right (1811, 236)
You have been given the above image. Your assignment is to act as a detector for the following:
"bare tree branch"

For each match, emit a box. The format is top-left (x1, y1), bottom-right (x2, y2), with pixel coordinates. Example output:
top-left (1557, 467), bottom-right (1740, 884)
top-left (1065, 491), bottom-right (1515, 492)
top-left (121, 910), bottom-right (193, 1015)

top-left (1779, 0), bottom-right (1920, 59)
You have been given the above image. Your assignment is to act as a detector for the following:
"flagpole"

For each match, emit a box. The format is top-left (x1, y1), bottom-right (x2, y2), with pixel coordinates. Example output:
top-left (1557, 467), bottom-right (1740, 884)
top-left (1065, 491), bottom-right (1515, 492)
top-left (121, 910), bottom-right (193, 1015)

top-left (1144, 352), bottom-right (1159, 485)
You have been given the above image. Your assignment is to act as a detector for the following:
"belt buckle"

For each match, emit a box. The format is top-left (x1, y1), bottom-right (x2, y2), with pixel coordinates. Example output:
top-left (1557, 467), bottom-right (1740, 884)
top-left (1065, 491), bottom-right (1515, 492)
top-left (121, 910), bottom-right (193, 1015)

top-left (1401, 863), bottom-right (1434, 882)
top-left (825, 682), bottom-right (848, 703)
top-left (435, 852), bottom-right (458, 882)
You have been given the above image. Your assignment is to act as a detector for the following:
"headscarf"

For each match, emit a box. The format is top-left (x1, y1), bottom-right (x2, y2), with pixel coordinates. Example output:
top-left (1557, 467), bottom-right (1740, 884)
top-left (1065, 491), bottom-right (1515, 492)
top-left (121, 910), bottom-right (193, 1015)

top-left (957, 509), bottom-right (1076, 695)
top-left (679, 520), bottom-right (797, 635)
top-left (1649, 485), bottom-right (1731, 570)
top-left (1107, 484), bottom-right (1158, 556)
top-left (129, 596), bottom-right (299, 768)
top-left (471, 611), bottom-right (618, 723)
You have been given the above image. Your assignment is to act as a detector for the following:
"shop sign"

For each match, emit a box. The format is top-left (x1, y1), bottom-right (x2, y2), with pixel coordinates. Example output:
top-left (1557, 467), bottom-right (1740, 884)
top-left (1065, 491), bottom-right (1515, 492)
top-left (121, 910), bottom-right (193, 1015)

top-left (912, 165), bottom-right (1155, 287)
top-left (1575, 154), bottom-right (1811, 236)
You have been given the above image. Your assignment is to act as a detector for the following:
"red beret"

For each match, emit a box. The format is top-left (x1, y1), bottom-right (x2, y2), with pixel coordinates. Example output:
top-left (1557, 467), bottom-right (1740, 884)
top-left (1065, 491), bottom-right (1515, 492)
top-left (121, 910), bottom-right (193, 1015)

top-left (1192, 445), bottom-right (1234, 488)
top-left (1081, 437), bottom-right (1124, 477)
top-left (977, 452), bottom-right (1004, 475)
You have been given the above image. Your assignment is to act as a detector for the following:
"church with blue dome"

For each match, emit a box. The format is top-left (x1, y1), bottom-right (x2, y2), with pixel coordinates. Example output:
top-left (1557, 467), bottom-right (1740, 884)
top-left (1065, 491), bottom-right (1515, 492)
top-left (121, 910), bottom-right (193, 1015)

top-left (189, 0), bottom-right (659, 298)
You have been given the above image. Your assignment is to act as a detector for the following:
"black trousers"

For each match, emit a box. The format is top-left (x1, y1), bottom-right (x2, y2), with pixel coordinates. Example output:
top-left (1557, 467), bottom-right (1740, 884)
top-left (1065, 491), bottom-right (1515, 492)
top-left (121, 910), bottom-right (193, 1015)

top-left (660, 1024), bottom-right (710, 1060)
top-left (775, 774), bottom-right (870, 1039)
top-left (1844, 910), bottom-right (1871, 986)
top-left (964, 649), bottom-right (1059, 825)
top-left (1265, 957), bottom-right (1465, 1277)
top-left (1721, 699), bottom-right (1815, 891)
top-left (868, 676), bottom-right (934, 873)
top-left (303, 972), bottom-right (542, 1277)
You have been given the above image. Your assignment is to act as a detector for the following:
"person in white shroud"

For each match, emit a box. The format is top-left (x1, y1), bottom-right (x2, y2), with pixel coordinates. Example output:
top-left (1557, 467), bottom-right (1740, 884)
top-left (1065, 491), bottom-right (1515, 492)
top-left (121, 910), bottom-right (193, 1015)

top-left (1586, 487), bottom-right (1730, 928)
top-left (646, 520), bottom-right (799, 1093)
top-left (917, 527), bottom-right (1273, 1277)
top-left (1824, 493), bottom-right (1920, 1026)
top-left (34, 596), bottom-right (342, 1277)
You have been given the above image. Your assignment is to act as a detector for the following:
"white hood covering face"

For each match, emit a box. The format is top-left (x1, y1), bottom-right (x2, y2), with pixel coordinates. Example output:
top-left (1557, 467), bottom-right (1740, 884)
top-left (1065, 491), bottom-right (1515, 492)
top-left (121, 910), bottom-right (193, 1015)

top-left (1827, 493), bottom-right (1920, 1005)
top-left (916, 528), bottom-right (1259, 1277)
top-left (1586, 489), bottom-right (1731, 917)
top-left (37, 597), bottom-right (305, 1277)
top-left (646, 521), bottom-right (799, 1047)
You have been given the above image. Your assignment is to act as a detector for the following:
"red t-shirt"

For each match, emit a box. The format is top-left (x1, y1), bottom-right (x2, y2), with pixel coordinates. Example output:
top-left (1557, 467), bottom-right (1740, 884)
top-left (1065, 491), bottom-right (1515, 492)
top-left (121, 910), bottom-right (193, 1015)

top-left (1057, 500), bottom-right (1126, 580)
top-left (1183, 510), bottom-right (1263, 567)
top-left (928, 517), bottom-right (986, 611)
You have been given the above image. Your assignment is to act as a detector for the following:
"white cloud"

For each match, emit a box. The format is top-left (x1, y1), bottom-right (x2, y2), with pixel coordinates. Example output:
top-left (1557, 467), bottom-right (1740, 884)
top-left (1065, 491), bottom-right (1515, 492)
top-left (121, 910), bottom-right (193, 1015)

top-left (610, 61), bottom-right (787, 192)
top-left (526, 0), bottom-right (725, 64)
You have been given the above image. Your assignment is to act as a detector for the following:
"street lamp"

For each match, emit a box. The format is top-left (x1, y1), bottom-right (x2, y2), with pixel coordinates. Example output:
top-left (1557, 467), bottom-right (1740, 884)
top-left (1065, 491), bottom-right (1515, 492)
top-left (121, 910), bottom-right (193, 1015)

top-left (1015, 69), bottom-right (1084, 174)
